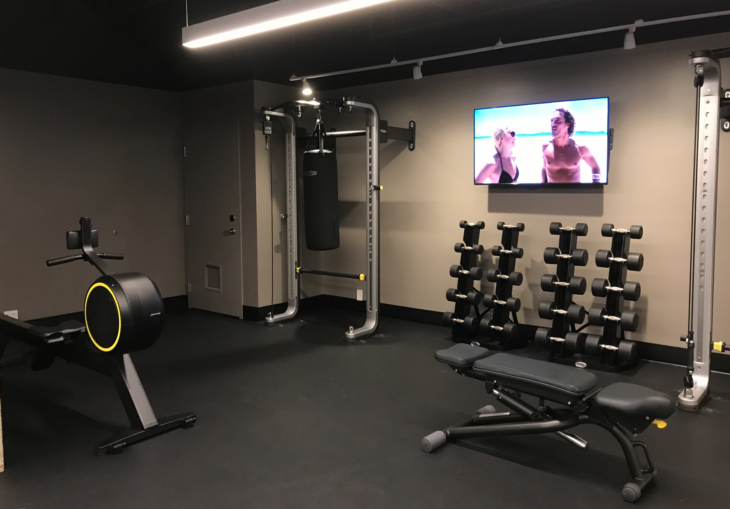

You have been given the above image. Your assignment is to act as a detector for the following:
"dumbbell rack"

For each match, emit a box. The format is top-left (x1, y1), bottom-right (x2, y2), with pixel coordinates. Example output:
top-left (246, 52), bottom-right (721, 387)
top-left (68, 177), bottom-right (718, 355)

top-left (535, 223), bottom-right (590, 362)
top-left (443, 221), bottom-right (485, 342)
top-left (476, 222), bottom-right (527, 351)
top-left (575, 224), bottom-right (644, 372)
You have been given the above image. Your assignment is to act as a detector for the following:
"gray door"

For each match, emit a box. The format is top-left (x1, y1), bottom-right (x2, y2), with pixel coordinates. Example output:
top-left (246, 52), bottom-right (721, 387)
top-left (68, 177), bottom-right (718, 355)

top-left (183, 124), bottom-right (242, 318)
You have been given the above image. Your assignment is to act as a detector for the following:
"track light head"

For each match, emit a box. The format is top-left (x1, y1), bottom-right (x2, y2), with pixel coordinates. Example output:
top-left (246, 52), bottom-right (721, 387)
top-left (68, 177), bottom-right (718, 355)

top-left (302, 79), bottom-right (313, 96)
top-left (624, 19), bottom-right (642, 50)
top-left (413, 61), bottom-right (423, 80)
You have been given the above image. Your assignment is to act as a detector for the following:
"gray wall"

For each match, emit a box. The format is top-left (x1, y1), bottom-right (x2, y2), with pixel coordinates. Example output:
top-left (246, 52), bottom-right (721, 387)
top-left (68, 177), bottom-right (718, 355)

top-left (256, 33), bottom-right (730, 348)
top-left (0, 69), bottom-right (185, 321)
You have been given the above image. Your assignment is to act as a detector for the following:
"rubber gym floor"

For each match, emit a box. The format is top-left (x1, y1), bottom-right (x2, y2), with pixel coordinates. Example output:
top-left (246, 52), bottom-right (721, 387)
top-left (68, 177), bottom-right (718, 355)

top-left (0, 307), bottom-right (728, 509)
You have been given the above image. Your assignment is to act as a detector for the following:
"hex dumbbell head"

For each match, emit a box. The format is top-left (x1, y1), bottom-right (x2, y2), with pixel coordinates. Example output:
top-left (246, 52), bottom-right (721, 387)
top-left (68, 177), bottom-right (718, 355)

top-left (463, 316), bottom-right (480, 330)
top-left (601, 224), bottom-right (615, 237)
top-left (617, 340), bottom-right (638, 363)
top-left (535, 328), bottom-right (552, 347)
top-left (541, 274), bottom-right (557, 292)
top-left (454, 243), bottom-right (464, 253)
top-left (446, 288), bottom-right (459, 302)
top-left (502, 322), bottom-right (519, 338)
top-left (629, 225), bottom-right (643, 239)
top-left (505, 297), bottom-right (521, 313)
top-left (574, 223), bottom-right (588, 237)
top-left (449, 265), bottom-right (461, 278)
top-left (567, 304), bottom-right (586, 324)
top-left (515, 223), bottom-right (525, 232)
top-left (549, 222), bottom-right (562, 235)
top-left (466, 291), bottom-right (482, 306)
top-left (491, 245), bottom-right (503, 257)
top-left (469, 267), bottom-right (483, 280)
top-left (509, 272), bottom-right (523, 286)
top-left (564, 332), bottom-right (586, 353)
top-left (479, 319), bottom-right (493, 335)
top-left (569, 276), bottom-right (586, 295)
top-left (476, 221), bottom-right (486, 230)
top-left (595, 249), bottom-right (611, 268)
top-left (512, 247), bottom-right (524, 259)
top-left (627, 253), bottom-right (644, 272)
top-left (442, 312), bottom-right (455, 325)
top-left (486, 269), bottom-right (499, 283)
top-left (588, 307), bottom-right (607, 326)
top-left (591, 278), bottom-right (609, 297)
top-left (584, 334), bottom-right (603, 355)
top-left (538, 301), bottom-right (555, 320)
top-left (497, 222), bottom-right (505, 230)
top-left (621, 311), bottom-right (639, 332)
top-left (571, 248), bottom-right (589, 267)
top-left (623, 282), bottom-right (641, 301)
top-left (544, 247), bottom-right (559, 264)
top-left (459, 220), bottom-right (468, 229)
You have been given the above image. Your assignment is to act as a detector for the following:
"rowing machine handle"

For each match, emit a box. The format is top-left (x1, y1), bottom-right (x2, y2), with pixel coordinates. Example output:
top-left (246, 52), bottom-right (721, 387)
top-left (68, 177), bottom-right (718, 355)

top-left (98, 253), bottom-right (124, 260)
top-left (46, 254), bottom-right (84, 266)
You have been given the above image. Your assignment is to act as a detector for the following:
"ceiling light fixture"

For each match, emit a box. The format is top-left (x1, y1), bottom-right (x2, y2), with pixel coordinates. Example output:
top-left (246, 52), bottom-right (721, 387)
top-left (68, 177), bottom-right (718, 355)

top-left (183, 0), bottom-right (395, 49)
top-left (302, 79), bottom-right (313, 96)
top-left (623, 19), bottom-right (642, 50)
top-left (412, 61), bottom-right (423, 80)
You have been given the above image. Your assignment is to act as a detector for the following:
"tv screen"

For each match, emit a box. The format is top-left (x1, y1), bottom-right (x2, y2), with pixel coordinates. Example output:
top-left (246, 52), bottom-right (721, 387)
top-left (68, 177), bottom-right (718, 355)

top-left (474, 98), bottom-right (609, 185)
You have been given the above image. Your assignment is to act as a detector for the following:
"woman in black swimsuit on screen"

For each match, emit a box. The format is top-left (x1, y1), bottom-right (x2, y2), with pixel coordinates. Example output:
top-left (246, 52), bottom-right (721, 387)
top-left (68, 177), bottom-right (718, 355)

top-left (475, 128), bottom-right (520, 184)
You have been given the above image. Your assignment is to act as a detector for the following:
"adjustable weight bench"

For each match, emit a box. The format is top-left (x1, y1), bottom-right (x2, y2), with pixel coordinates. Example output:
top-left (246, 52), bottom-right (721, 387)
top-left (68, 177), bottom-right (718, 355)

top-left (421, 344), bottom-right (675, 502)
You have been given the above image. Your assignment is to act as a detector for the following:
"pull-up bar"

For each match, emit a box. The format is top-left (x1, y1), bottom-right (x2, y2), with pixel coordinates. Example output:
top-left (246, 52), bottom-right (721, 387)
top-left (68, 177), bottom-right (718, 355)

top-left (297, 267), bottom-right (366, 281)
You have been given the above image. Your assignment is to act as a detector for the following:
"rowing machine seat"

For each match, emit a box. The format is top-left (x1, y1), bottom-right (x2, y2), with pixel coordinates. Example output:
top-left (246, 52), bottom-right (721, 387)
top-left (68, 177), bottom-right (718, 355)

top-left (595, 382), bottom-right (675, 433)
top-left (28, 320), bottom-right (86, 343)
top-left (434, 343), bottom-right (491, 368)
top-left (473, 353), bottom-right (599, 405)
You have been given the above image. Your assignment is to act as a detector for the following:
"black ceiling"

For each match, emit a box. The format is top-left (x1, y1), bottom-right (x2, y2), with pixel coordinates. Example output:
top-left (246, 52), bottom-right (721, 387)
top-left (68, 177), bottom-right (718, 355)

top-left (0, 0), bottom-right (729, 92)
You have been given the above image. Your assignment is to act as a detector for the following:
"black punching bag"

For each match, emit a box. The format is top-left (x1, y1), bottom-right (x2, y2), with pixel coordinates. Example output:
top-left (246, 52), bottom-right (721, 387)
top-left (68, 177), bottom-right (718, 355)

top-left (303, 151), bottom-right (340, 250)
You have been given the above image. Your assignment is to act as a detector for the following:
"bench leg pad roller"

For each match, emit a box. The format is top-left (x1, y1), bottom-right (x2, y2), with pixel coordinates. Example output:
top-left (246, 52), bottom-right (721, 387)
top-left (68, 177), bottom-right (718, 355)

top-left (622, 483), bottom-right (642, 502)
top-left (421, 431), bottom-right (447, 452)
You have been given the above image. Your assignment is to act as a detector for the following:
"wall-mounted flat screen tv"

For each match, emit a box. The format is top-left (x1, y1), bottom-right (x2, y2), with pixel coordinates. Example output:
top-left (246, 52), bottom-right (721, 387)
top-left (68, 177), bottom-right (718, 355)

top-left (474, 97), bottom-right (609, 185)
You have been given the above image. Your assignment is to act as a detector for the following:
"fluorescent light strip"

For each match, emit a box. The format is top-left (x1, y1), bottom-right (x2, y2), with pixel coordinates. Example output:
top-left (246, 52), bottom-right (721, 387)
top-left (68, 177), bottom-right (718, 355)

top-left (183, 0), bottom-right (394, 48)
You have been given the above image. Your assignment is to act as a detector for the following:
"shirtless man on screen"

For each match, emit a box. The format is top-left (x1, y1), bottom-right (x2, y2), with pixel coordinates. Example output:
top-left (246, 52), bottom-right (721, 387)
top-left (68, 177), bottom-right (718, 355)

top-left (542, 108), bottom-right (601, 183)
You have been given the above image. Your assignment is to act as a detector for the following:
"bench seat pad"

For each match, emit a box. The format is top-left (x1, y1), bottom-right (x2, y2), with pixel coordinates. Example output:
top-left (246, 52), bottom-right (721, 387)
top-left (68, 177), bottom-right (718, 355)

top-left (473, 353), bottom-right (599, 404)
top-left (434, 344), bottom-right (491, 368)
top-left (595, 382), bottom-right (675, 420)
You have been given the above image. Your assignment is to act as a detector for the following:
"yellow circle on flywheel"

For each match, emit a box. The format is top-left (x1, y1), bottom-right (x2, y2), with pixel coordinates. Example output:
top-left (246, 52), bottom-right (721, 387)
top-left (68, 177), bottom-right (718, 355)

top-left (84, 282), bottom-right (122, 353)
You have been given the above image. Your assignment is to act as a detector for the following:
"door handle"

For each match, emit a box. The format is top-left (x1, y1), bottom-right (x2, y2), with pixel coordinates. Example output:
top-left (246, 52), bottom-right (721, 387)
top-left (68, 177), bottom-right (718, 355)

top-left (225, 228), bottom-right (237, 235)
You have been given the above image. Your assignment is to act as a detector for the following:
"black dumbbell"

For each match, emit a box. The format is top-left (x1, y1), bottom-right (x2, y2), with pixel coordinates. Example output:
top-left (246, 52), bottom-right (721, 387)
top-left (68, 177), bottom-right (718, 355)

top-left (449, 265), bottom-right (483, 280)
top-left (455, 243), bottom-right (484, 255)
top-left (486, 269), bottom-right (523, 286)
top-left (569, 276), bottom-right (586, 295)
top-left (460, 220), bottom-right (486, 229)
top-left (595, 250), bottom-right (644, 271)
top-left (491, 295), bottom-right (520, 312)
top-left (601, 223), bottom-right (643, 240)
top-left (564, 332), bottom-right (586, 353)
top-left (571, 248), bottom-right (588, 266)
top-left (498, 222), bottom-right (525, 231)
top-left (591, 279), bottom-right (641, 301)
top-left (538, 302), bottom-right (585, 323)
top-left (491, 245), bottom-right (523, 258)
top-left (443, 312), bottom-right (479, 329)
top-left (535, 327), bottom-right (553, 347)
top-left (588, 307), bottom-right (639, 331)
top-left (479, 319), bottom-right (517, 338)
top-left (446, 288), bottom-right (482, 306)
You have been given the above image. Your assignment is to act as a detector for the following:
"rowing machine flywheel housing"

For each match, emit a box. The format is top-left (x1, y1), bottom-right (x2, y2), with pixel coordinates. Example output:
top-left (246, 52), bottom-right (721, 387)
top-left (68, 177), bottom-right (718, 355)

top-left (84, 272), bottom-right (164, 354)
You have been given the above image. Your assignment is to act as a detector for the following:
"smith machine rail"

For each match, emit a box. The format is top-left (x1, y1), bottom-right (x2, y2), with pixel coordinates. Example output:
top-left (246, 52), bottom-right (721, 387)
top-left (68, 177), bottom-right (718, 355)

top-left (262, 98), bottom-right (415, 340)
top-left (679, 49), bottom-right (730, 411)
